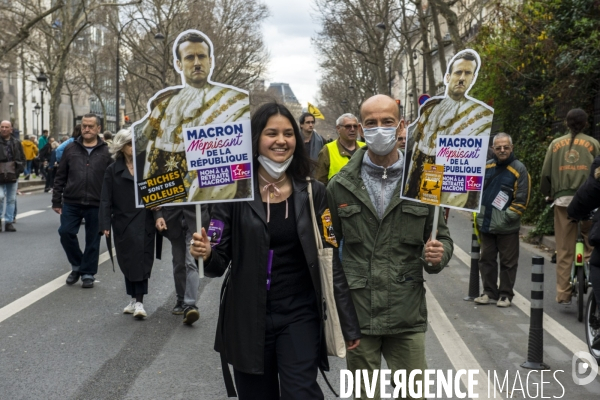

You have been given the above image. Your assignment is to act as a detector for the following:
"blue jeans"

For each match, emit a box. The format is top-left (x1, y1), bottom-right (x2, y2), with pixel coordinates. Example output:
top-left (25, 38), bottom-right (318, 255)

top-left (0, 182), bottom-right (18, 223)
top-left (58, 203), bottom-right (101, 280)
top-left (24, 160), bottom-right (32, 176)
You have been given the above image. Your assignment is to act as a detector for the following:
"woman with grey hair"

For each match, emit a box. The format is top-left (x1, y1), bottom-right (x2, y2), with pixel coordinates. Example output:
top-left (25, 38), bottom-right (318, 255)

top-left (99, 129), bottom-right (157, 319)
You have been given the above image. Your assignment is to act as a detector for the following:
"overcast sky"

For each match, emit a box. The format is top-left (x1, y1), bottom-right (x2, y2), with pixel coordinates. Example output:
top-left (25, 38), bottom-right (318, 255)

top-left (261, 0), bottom-right (322, 108)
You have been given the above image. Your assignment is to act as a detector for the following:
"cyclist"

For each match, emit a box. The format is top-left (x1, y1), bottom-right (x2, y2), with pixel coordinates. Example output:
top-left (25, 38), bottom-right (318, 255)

top-left (568, 155), bottom-right (600, 350)
top-left (541, 108), bottom-right (600, 304)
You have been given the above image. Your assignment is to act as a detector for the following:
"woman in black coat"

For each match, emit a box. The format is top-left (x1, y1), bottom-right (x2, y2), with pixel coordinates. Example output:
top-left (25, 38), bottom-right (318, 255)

top-left (99, 129), bottom-right (156, 319)
top-left (190, 103), bottom-right (361, 400)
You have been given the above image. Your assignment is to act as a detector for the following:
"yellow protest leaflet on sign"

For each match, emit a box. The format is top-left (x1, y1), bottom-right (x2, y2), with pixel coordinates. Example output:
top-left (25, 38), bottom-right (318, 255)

top-left (321, 208), bottom-right (338, 247)
top-left (419, 163), bottom-right (444, 205)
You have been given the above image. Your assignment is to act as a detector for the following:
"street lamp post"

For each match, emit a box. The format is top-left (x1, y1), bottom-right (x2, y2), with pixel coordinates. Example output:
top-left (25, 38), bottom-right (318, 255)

top-left (115, 18), bottom-right (164, 131)
top-left (33, 103), bottom-right (41, 138)
top-left (36, 71), bottom-right (48, 135)
top-left (413, 50), bottom-right (427, 94)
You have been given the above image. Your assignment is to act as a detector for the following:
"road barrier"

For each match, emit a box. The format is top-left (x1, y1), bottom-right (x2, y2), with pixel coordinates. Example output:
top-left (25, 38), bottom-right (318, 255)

top-left (464, 233), bottom-right (480, 301)
top-left (521, 256), bottom-right (550, 370)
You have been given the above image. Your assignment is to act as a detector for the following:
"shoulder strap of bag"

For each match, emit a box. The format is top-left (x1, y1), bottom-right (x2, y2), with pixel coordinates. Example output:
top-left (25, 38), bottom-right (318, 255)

top-left (306, 177), bottom-right (323, 251)
top-left (218, 264), bottom-right (237, 397)
top-left (106, 233), bottom-right (115, 272)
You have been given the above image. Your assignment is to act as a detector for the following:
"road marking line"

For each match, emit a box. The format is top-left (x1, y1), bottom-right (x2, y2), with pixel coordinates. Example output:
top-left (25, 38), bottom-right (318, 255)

top-left (0, 250), bottom-right (112, 324)
top-left (453, 245), bottom-right (599, 377)
top-left (16, 210), bottom-right (45, 219)
top-left (427, 284), bottom-right (504, 399)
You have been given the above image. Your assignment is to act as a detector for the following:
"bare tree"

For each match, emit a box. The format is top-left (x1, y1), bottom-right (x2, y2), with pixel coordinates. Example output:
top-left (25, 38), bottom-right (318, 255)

top-left (314, 0), bottom-right (404, 122)
top-left (0, 1), bottom-right (65, 62)
top-left (16, 0), bottom-right (137, 136)
top-left (429, 0), bottom-right (465, 51)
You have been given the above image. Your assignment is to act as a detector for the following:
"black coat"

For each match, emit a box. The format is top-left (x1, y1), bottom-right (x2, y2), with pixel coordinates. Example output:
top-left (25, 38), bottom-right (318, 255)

top-left (52, 137), bottom-right (112, 208)
top-left (99, 158), bottom-right (155, 281)
top-left (0, 136), bottom-right (25, 175)
top-left (205, 177), bottom-right (360, 375)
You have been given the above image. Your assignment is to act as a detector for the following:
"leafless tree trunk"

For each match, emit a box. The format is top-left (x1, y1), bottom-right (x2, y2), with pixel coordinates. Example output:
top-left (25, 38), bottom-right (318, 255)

top-left (400, 0), bottom-right (420, 116)
top-left (64, 80), bottom-right (77, 130)
top-left (429, 0), bottom-right (448, 75)
top-left (430, 0), bottom-right (465, 51)
top-left (20, 46), bottom-right (28, 137)
top-left (413, 0), bottom-right (437, 96)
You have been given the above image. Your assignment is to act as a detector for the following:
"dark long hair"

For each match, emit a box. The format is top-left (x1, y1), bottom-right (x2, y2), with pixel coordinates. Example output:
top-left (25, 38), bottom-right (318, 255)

top-left (72, 124), bottom-right (82, 140)
top-left (566, 108), bottom-right (588, 149)
top-left (251, 102), bottom-right (311, 180)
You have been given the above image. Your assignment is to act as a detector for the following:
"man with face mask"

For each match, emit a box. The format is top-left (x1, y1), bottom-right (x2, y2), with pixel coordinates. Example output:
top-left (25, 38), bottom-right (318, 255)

top-left (404, 51), bottom-right (493, 209)
top-left (326, 95), bottom-right (454, 399)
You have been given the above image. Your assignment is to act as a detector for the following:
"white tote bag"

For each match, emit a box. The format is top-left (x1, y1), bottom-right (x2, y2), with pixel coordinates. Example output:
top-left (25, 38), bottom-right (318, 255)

top-left (307, 178), bottom-right (347, 358)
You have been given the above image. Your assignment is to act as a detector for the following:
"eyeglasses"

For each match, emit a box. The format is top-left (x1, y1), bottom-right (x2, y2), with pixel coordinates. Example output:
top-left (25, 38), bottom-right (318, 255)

top-left (342, 124), bottom-right (359, 130)
top-left (493, 146), bottom-right (512, 151)
top-left (397, 137), bottom-right (406, 142)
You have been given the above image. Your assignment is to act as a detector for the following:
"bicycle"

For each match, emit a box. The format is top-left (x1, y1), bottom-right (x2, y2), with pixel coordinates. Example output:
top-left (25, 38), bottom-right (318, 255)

top-left (570, 219), bottom-right (591, 322)
top-left (585, 293), bottom-right (600, 363)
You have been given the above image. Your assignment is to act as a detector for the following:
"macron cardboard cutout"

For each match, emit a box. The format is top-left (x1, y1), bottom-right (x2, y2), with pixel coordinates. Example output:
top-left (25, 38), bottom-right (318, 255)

top-left (400, 49), bottom-right (494, 212)
top-left (132, 29), bottom-right (253, 208)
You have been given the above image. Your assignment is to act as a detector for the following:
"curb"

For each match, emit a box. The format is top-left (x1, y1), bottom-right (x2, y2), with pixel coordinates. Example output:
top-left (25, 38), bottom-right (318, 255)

top-left (19, 185), bottom-right (46, 194)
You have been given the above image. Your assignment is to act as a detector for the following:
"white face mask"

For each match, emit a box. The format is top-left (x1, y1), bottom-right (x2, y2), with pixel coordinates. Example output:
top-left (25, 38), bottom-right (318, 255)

top-left (362, 123), bottom-right (400, 156)
top-left (257, 155), bottom-right (294, 179)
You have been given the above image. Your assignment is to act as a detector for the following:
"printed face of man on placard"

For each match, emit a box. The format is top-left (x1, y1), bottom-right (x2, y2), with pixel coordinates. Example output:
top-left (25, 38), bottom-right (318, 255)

top-left (176, 40), bottom-right (212, 88)
top-left (446, 57), bottom-right (478, 101)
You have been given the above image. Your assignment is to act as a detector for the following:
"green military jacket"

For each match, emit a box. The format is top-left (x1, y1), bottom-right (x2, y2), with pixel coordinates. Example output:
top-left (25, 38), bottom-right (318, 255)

top-left (326, 148), bottom-right (453, 336)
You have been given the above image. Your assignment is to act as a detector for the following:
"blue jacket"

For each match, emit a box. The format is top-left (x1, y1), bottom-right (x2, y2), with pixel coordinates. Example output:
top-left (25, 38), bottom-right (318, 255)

top-left (476, 153), bottom-right (531, 234)
top-left (55, 137), bottom-right (74, 162)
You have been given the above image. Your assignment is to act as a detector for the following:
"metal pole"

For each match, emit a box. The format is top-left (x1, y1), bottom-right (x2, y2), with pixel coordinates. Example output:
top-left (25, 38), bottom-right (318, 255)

top-left (464, 233), bottom-right (480, 301)
top-left (521, 256), bottom-right (550, 370)
top-left (41, 91), bottom-right (44, 134)
top-left (115, 50), bottom-right (120, 131)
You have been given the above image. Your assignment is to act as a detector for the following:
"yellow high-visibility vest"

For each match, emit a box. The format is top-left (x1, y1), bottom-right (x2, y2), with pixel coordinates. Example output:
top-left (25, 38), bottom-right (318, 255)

top-left (326, 140), bottom-right (366, 180)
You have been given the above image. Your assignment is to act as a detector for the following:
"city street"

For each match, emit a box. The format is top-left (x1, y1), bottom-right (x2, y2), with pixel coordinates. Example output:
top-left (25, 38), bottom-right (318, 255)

top-left (1, 190), bottom-right (600, 399)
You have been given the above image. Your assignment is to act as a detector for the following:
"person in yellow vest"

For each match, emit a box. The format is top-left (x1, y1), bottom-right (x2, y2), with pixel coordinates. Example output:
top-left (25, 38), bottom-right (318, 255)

top-left (315, 113), bottom-right (366, 185)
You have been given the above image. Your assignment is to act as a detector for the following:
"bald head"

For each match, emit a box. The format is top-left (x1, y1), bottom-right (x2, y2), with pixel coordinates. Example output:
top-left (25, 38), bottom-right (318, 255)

top-left (0, 120), bottom-right (12, 139)
top-left (360, 95), bottom-right (401, 128)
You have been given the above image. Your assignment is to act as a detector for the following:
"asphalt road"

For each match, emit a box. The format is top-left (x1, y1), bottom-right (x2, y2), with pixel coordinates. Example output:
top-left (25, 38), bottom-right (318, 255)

top-left (1, 191), bottom-right (599, 399)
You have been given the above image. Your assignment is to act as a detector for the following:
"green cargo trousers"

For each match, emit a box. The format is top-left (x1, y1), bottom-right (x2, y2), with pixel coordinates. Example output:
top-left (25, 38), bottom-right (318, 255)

top-left (346, 332), bottom-right (426, 400)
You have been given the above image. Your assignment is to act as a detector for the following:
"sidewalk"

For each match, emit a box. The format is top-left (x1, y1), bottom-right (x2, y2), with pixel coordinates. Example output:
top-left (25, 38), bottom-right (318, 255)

top-left (17, 175), bottom-right (46, 193)
top-left (520, 224), bottom-right (557, 251)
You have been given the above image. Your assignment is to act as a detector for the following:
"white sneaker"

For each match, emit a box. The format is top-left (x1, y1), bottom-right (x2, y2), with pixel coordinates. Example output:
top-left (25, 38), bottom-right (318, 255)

top-left (496, 296), bottom-right (511, 307)
top-left (123, 299), bottom-right (136, 314)
top-left (133, 302), bottom-right (147, 319)
top-left (474, 294), bottom-right (497, 305)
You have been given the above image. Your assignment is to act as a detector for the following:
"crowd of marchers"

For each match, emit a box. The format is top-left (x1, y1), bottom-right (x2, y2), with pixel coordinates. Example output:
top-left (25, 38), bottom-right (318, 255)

top-left (2, 99), bottom-right (600, 398)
